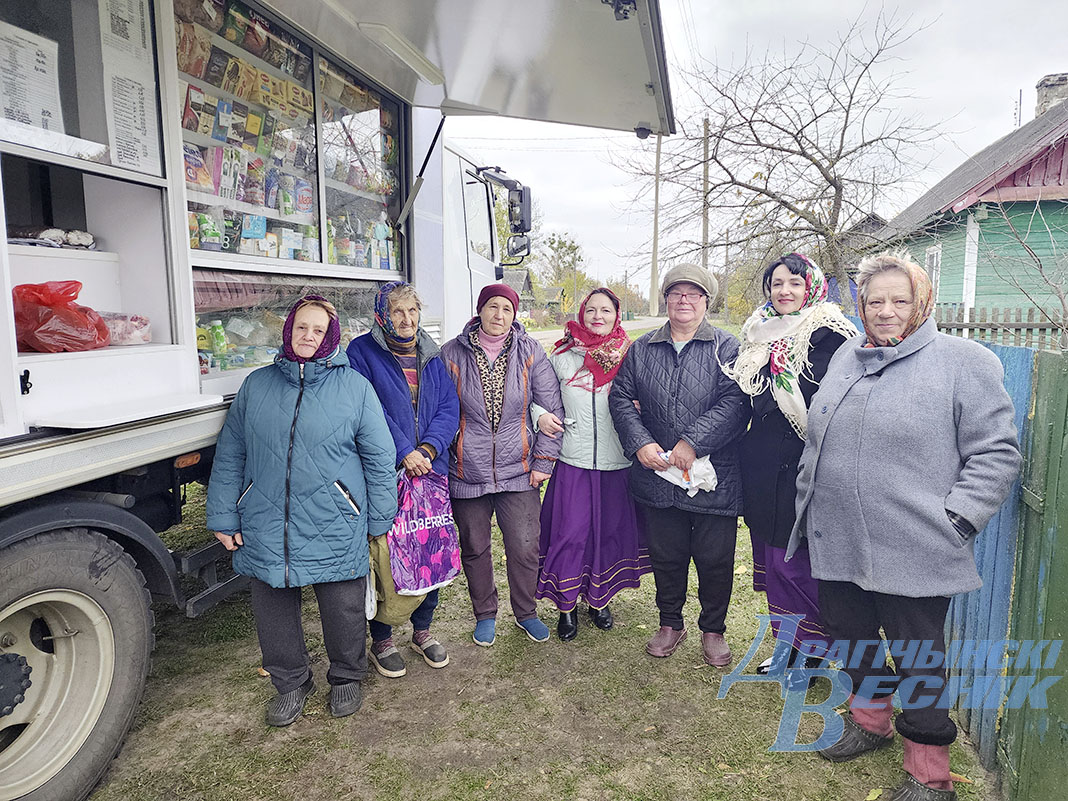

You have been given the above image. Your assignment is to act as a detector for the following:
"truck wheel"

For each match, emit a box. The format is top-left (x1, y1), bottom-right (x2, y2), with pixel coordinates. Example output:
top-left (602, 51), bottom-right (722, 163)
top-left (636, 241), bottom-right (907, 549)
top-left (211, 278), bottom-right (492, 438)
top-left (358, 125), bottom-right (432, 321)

top-left (0, 528), bottom-right (153, 801)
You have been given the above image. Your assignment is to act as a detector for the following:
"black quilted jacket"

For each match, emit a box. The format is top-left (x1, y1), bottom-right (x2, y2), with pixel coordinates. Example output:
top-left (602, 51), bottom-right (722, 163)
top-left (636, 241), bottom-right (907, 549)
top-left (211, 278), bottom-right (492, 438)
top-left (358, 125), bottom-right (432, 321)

top-left (609, 321), bottom-right (751, 515)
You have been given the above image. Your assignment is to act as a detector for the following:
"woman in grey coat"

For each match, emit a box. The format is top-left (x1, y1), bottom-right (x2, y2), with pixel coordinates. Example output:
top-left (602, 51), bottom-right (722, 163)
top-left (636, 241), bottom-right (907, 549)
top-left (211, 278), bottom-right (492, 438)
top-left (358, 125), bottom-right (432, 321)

top-left (787, 252), bottom-right (1021, 801)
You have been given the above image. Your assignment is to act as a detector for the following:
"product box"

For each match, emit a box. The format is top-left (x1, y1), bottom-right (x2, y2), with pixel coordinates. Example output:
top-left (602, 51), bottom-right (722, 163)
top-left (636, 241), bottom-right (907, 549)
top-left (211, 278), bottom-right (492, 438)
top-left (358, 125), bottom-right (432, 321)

top-left (181, 83), bottom-right (202, 131)
top-left (228, 102), bottom-right (248, 147)
top-left (183, 144), bottom-right (215, 192)
top-left (197, 93), bottom-right (217, 137)
top-left (286, 82), bottom-right (313, 114)
top-left (256, 113), bottom-right (276, 157)
top-left (242, 10), bottom-right (270, 57)
top-left (233, 60), bottom-right (258, 101)
top-left (176, 22), bottom-right (212, 78)
top-left (243, 111), bottom-right (263, 151)
top-left (202, 46), bottom-right (231, 88)
top-left (211, 100), bottom-right (232, 142)
top-left (220, 56), bottom-right (244, 96)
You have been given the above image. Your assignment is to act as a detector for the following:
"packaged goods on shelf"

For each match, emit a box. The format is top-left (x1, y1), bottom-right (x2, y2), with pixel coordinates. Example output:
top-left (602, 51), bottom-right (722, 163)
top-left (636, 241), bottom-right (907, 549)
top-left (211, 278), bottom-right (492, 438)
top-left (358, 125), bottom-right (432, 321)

top-left (221, 2), bottom-right (251, 45)
top-left (183, 144), bottom-right (214, 191)
top-left (196, 93), bottom-right (217, 136)
top-left (256, 113), bottom-right (276, 157)
top-left (243, 111), bottom-right (263, 150)
top-left (221, 210), bottom-right (243, 253)
top-left (243, 11), bottom-right (270, 57)
top-left (99, 312), bottom-right (152, 345)
top-left (13, 281), bottom-right (111, 353)
top-left (228, 103), bottom-right (248, 147)
top-left (174, 0), bottom-right (224, 31)
top-left (203, 46), bottom-right (231, 88)
top-left (181, 83), bottom-right (202, 130)
top-left (196, 210), bottom-right (223, 251)
top-left (188, 212), bottom-right (200, 249)
top-left (176, 22), bottom-right (212, 78)
top-left (209, 99), bottom-right (230, 140)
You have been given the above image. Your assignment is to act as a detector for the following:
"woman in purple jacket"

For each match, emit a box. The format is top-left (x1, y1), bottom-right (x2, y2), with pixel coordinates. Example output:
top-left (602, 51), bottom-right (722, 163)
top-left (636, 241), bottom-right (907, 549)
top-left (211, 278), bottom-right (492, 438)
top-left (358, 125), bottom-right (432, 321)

top-left (440, 284), bottom-right (564, 646)
top-left (348, 281), bottom-right (459, 678)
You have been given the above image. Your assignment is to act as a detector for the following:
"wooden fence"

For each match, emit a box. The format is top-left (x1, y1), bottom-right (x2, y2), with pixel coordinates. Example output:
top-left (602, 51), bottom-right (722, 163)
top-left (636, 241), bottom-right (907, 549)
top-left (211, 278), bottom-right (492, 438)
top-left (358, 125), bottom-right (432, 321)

top-left (934, 306), bottom-right (1066, 350)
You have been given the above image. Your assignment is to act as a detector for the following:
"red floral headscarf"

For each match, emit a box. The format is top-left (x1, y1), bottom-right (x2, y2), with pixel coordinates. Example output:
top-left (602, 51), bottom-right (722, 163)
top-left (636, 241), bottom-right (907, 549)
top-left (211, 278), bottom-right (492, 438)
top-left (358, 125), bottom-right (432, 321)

top-left (552, 288), bottom-right (630, 389)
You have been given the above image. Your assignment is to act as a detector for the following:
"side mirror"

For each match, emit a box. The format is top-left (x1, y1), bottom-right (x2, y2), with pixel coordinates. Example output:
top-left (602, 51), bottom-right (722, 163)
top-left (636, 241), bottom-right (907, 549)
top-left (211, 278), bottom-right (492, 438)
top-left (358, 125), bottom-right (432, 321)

top-left (508, 186), bottom-right (531, 233)
top-left (506, 234), bottom-right (530, 258)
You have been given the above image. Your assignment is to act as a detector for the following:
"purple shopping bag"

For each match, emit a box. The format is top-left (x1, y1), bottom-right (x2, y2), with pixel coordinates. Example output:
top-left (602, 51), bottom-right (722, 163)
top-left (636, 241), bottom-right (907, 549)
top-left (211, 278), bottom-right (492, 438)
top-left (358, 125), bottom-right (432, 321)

top-left (387, 471), bottom-right (461, 595)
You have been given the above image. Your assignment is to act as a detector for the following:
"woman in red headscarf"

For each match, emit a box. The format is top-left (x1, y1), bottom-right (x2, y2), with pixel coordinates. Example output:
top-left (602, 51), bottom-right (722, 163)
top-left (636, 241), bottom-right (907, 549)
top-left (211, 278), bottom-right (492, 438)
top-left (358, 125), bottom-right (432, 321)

top-left (534, 288), bottom-right (651, 641)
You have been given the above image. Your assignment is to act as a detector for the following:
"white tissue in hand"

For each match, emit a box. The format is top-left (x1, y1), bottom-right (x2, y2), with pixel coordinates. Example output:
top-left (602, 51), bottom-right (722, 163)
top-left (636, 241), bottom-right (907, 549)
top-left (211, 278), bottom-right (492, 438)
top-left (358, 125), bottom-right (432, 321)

top-left (655, 451), bottom-right (718, 497)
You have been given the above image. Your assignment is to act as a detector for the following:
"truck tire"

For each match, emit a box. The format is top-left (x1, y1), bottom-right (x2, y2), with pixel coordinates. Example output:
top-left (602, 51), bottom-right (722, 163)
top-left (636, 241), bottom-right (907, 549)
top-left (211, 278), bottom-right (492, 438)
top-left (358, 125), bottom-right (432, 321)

top-left (0, 528), bottom-right (153, 801)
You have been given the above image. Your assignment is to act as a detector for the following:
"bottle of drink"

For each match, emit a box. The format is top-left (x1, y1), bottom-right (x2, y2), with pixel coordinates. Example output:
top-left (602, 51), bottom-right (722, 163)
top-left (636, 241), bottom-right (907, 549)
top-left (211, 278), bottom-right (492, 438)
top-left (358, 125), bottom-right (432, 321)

top-left (336, 213), bottom-right (353, 266)
top-left (352, 217), bottom-right (366, 269)
top-left (210, 320), bottom-right (228, 369)
top-left (326, 216), bottom-right (337, 264)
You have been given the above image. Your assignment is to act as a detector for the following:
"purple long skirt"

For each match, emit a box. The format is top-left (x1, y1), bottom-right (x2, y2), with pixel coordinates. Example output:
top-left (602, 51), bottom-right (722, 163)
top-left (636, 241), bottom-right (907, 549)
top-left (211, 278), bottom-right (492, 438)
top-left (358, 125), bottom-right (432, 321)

top-left (536, 461), bottom-right (651, 611)
top-left (751, 536), bottom-right (829, 653)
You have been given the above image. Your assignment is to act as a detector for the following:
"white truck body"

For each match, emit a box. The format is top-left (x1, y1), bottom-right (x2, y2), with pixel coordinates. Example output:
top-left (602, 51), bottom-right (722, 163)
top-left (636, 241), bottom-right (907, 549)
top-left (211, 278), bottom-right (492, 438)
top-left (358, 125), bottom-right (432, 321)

top-left (0, 2), bottom-right (673, 799)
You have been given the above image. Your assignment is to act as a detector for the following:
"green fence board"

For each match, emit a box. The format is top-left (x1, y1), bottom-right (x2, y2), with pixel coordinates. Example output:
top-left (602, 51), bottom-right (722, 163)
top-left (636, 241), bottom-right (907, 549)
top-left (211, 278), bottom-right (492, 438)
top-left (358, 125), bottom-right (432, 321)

top-left (1002, 351), bottom-right (1068, 801)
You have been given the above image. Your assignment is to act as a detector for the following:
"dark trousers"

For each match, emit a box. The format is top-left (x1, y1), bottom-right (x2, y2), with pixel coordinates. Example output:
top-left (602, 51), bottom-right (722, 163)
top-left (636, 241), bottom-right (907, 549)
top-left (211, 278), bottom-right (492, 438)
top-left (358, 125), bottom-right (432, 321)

top-left (640, 504), bottom-right (737, 634)
top-left (250, 576), bottom-right (367, 694)
top-left (452, 489), bottom-right (541, 622)
top-left (818, 580), bottom-right (957, 746)
top-left (368, 589), bottom-right (440, 642)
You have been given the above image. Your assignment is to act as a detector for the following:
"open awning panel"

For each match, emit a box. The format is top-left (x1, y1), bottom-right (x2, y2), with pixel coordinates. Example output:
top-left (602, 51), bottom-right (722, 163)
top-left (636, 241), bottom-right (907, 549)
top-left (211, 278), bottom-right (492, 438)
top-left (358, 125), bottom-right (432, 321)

top-left (261, 0), bottom-right (675, 136)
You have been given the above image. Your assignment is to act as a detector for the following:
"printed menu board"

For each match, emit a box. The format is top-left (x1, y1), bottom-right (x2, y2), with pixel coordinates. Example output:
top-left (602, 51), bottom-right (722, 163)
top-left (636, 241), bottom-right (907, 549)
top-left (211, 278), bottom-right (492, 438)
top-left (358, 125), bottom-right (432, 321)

top-left (0, 21), bottom-right (64, 134)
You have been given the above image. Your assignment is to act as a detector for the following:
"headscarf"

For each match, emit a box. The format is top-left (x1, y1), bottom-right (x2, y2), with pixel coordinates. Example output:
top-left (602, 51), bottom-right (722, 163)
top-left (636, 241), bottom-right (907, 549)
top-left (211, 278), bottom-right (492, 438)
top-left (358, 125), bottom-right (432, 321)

top-left (859, 261), bottom-right (934, 347)
top-left (552, 288), bottom-right (630, 390)
top-left (373, 280), bottom-right (417, 355)
top-left (728, 255), bottom-right (858, 439)
top-left (281, 294), bottom-right (340, 363)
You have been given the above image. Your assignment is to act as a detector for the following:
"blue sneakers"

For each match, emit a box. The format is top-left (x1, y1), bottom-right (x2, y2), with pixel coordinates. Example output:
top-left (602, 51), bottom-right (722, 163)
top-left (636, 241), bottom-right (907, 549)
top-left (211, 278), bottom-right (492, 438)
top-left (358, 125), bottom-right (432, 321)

top-left (516, 617), bottom-right (550, 642)
top-left (473, 618), bottom-right (496, 647)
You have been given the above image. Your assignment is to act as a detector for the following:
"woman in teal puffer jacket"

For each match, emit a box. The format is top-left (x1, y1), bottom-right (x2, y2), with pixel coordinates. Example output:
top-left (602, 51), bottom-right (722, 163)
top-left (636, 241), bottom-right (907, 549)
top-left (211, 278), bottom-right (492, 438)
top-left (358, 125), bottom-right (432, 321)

top-left (207, 296), bottom-right (397, 727)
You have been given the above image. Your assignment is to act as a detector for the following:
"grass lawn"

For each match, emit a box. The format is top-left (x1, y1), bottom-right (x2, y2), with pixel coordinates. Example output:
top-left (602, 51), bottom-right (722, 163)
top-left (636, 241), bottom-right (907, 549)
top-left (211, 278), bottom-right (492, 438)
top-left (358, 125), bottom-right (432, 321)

top-left (90, 488), bottom-right (1001, 801)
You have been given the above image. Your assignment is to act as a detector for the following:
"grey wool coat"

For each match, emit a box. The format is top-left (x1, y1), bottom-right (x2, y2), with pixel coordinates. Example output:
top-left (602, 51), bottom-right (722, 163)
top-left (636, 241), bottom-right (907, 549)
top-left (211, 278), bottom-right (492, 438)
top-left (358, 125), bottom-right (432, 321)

top-left (786, 318), bottom-right (1022, 597)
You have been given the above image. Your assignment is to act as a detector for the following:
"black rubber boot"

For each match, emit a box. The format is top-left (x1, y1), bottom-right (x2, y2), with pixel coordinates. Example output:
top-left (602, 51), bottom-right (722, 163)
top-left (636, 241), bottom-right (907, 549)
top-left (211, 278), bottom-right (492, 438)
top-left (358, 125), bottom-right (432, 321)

top-left (265, 677), bottom-right (315, 727)
top-left (557, 610), bottom-right (578, 641)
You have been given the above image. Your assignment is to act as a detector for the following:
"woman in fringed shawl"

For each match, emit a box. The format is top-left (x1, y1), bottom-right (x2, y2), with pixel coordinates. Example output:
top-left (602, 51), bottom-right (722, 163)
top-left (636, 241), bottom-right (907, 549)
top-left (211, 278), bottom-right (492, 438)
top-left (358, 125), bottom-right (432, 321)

top-left (729, 254), bottom-right (858, 679)
top-left (786, 252), bottom-right (1021, 800)
top-left (533, 288), bottom-right (651, 641)
top-left (347, 281), bottom-right (459, 678)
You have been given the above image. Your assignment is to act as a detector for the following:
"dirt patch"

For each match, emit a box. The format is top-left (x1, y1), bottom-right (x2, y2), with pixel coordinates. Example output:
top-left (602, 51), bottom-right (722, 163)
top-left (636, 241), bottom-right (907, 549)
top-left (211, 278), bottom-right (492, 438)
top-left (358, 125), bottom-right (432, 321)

top-left (91, 528), bottom-right (1004, 801)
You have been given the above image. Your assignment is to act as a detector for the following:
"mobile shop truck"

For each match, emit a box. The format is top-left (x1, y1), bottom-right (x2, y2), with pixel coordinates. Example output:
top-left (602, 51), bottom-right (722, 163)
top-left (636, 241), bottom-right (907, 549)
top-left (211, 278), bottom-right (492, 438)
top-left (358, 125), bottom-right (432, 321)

top-left (0, 1), bottom-right (674, 799)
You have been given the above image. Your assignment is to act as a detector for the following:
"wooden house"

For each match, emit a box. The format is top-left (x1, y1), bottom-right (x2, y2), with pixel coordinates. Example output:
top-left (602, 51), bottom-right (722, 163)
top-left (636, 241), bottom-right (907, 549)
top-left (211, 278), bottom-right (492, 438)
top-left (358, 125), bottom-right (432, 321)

top-left (873, 75), bottom-right (1068, 313)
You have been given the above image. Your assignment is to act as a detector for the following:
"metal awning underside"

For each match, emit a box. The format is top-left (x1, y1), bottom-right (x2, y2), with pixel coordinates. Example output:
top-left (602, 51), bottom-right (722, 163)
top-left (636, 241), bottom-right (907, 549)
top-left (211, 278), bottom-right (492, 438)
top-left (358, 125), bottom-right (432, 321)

top-left (261, 0), bottom-right (675, 136)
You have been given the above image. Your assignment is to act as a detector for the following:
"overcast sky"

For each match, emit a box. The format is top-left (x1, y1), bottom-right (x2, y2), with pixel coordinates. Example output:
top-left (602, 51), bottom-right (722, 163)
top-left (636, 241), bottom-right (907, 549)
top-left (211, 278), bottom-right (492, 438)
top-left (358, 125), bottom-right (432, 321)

top-left (446, 0), bottom-right (1068, 295)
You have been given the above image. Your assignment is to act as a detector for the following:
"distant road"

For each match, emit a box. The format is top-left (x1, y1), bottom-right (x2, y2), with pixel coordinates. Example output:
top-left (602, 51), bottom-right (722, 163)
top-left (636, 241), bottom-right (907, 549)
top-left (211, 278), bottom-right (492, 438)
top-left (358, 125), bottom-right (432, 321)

top-left (529, 315), bottom-right (664, 345)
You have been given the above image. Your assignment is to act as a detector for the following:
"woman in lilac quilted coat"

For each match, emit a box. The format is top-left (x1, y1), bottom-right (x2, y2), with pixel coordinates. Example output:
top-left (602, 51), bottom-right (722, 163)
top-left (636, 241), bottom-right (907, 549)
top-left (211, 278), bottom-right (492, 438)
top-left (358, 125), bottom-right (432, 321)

top-left (440, 283), bottom-right (564, 646)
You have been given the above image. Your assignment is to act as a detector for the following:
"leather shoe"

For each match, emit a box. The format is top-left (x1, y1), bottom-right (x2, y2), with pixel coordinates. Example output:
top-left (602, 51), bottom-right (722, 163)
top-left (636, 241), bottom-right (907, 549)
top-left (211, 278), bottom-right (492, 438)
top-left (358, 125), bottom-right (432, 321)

top-left (588, 605), bottom-right (614, 630)
top-left (888, 774), bottom-right (957, 801)
top-left (701, 632), bottom-right (732, 667)
top-left (557, 610), bottom-right (578, 641)
top-left (646, 625), bottom-right (687, 657)
top-left (818, 713), bottom-right (894, 762)
top-left (265, 677), bottom-right (315, 727)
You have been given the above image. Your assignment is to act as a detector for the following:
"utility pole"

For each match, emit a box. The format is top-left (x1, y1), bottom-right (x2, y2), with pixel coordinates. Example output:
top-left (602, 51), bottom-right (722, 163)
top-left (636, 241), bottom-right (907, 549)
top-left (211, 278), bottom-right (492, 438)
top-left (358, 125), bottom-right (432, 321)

top-left (721, 229), bottom-right (729, 322)
top-left (650, 133), bottom-right (662, 315)
top-left (702, 117), bottom-right (709, 272)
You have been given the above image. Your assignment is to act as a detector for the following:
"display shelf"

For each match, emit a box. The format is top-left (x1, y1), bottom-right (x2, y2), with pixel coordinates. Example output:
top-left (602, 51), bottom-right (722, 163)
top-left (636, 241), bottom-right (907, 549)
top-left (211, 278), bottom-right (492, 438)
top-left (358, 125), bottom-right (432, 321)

top-left (7, 244), bottom-right (119, 262)
top-left (197, 22), bottom-right (311, 92)
top-left (181, 128), bottom-right (315, 181)
top-left (17, 344), bottom-right (179, 362)
top-left (186, 189), bottom-right (314, 225)
top-left (190, 250), bottom-right (399, 281)
top-left (324, 178), bottom-right (388, 203)
top-left (177, 68), bottom-right (314, 134)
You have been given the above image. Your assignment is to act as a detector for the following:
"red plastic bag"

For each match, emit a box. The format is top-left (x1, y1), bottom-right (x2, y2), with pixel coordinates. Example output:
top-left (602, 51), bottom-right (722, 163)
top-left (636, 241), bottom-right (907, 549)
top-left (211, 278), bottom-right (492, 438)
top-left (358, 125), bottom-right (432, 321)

top-left (13, 281), bottom-right (111, 353)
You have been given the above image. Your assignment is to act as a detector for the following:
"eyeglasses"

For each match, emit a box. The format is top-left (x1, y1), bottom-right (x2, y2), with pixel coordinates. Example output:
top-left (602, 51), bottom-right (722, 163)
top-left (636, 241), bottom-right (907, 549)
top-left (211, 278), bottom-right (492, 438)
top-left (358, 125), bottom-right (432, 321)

top-left (666, 290), bottom-right (705, 302)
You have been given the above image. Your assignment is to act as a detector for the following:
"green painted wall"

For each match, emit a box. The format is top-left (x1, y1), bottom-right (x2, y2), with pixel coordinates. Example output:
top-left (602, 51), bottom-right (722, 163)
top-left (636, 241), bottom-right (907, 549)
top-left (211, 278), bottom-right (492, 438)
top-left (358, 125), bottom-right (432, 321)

top-left (898, 201), bottom-right (1067, 312)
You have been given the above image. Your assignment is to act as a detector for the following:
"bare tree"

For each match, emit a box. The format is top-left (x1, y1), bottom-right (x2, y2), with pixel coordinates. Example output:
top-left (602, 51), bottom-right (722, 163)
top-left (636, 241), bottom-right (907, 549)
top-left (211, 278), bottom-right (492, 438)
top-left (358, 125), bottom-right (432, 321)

top-left (626, 11), bottom-right (939, 314)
